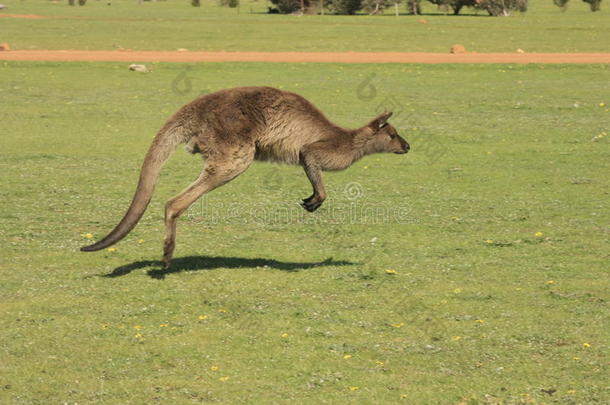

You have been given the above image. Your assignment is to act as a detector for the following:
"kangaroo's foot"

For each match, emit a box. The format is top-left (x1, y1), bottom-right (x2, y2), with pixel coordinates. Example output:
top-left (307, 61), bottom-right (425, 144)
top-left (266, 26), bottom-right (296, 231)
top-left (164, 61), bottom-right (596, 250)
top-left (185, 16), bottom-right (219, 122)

top-left (162, 239), bottom-right (175, 268)
top-left (302, 195), bottom-right (324, 212)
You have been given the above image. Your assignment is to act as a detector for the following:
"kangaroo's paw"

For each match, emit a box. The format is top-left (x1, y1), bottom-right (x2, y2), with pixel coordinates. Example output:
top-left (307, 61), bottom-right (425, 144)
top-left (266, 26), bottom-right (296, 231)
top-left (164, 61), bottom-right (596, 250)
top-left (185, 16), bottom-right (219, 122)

top-left (301, 199), bottom-right (323, 213)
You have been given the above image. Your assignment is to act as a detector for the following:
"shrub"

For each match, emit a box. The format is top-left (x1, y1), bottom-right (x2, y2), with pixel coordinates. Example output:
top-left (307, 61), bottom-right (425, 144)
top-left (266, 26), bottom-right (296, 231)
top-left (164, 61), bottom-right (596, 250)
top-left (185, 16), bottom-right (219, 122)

top-left (220, 0), bottom-right (240, 7)
top-left (327, 0), bottom-right (363, 14)
top-left (270, 0), bottom-right (302, 13)
top-left (362, 0), bottom-right (391, 14)
top-left (479, 0), bottom-right (527, 15)
top-left (427, 0), bottom-right (527, 15)
top-left (554, 0), bottom-right (601, 10)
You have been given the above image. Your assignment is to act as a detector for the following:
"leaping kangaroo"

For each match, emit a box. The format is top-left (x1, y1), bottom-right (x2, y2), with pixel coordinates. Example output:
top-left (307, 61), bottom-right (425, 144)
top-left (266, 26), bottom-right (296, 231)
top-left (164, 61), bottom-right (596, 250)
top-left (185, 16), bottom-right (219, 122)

top-left (81, 86), bottom-right (410, 267)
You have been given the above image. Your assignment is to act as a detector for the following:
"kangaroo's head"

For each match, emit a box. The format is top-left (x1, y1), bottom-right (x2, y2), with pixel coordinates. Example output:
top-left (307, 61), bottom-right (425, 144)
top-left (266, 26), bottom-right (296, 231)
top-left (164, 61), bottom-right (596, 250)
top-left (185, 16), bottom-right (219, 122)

top-left (362, 112), bottom-right (410, 155)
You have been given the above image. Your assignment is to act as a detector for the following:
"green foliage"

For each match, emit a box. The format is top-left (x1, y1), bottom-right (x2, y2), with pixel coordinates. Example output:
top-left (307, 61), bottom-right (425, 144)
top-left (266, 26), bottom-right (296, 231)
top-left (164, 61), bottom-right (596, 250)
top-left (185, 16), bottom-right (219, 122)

top-left (404, 0), bottom-right (420, 14)
top-left (428, 0), bottom-right (527, 15)
top-left (327, 0), bottom-right (363, 14)
top-left (362, 0), bottom-right (391, 14)
top-left (554, 0), bottom-right (570, 8)
top-left (270, 0), bottom-right (302, 13)
top-left (479, 0), bottom-right (527, 15)
top-left (584, 0), bottom-right (602, 11)
top-left (554, 0), bottom-right (602, 11)
top-left (220, 0), bottom-right (240, 7)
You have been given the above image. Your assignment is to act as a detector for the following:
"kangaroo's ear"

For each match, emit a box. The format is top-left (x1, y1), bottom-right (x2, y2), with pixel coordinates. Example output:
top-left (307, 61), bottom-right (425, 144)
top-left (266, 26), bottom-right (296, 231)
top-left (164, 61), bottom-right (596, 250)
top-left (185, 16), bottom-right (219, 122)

top-left (369, 111), bottom-right (393, 131)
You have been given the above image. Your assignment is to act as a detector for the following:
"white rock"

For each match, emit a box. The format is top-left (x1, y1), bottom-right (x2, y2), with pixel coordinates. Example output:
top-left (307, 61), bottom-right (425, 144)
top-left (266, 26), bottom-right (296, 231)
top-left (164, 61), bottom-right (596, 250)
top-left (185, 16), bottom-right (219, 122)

top-left (128, 64), bottom-right (150, 73)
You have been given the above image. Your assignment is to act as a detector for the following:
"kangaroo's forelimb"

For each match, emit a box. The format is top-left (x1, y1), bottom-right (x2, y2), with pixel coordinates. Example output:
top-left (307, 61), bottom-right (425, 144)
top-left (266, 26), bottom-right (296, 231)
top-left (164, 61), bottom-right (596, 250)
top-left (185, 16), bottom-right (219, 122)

top-left (300, 152), bottom-right (327, 213)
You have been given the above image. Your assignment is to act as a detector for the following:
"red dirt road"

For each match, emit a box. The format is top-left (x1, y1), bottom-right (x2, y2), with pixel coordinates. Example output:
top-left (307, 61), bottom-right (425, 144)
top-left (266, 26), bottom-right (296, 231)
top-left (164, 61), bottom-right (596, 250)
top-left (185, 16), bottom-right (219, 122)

top-left (1, 50), bottom-right (610, 64)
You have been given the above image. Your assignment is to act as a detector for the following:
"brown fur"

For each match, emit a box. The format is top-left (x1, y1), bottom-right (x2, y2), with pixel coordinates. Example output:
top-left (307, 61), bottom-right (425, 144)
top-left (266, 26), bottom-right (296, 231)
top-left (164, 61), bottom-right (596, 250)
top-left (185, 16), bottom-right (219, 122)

top-left (81, 86), bottom-right (410, 267)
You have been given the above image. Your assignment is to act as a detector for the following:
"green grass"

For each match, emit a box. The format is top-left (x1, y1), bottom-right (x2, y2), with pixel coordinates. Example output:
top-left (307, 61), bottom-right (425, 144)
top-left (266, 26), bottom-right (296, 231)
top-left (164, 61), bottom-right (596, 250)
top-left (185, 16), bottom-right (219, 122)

top-left (1, 61), bottom-right (609, 403)
top-left (1, 0), bottom-right (609, 52)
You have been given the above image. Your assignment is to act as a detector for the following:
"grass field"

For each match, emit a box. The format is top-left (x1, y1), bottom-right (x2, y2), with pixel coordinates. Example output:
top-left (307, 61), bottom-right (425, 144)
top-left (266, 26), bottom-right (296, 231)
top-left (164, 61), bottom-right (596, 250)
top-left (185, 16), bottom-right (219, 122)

top-left (1, 60), bottom-right (608, 403)
top-left (1, 0), bottom-right (609, 53)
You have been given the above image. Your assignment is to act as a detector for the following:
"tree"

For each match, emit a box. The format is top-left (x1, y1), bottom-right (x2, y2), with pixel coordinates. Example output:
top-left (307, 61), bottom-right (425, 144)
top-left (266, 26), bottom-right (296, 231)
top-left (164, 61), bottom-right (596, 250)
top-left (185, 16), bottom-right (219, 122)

top-left (362, 0), bottom-right (391, 14)
top-left (270, 0), bottom-right (302, 13)
top-left (405, 0), bottom-right (420, 14)
top-left (220, 0), bottom-right (240, 7)
top-left (326, 0), bottom-right (363, 14)
top-left (427, 0), bottom-right (527, 15)
top-left (479, 0), bottom-right (527, 15)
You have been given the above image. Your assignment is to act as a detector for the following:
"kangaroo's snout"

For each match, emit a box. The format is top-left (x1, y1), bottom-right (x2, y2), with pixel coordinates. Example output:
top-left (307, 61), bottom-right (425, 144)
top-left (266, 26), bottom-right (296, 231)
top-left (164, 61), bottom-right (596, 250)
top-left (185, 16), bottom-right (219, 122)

top-left (395, 138), bottom-right (410, 154)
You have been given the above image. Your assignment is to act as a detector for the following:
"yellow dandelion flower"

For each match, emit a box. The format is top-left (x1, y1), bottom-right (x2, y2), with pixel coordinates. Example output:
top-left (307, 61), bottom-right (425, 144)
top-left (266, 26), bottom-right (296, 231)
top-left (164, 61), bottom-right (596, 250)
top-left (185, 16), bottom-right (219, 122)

top-left (101, 324), bottom-right (109, 329)
top-left (375, 360), bottom-right (384, 366)
top-left (363, 166), bottom-right (369, 169)
top-left (281, 333), bottom-right (289, 338)
top-left (385, 269), bottom-right (398, 275)
top-left (485, 239), bottom-right (493, 244)
top-left (218, 308), bottom-right (228, 313)
top-left (582, 342), bottom-right (591, 348)
top-left (451, 336), bottom-right (462, 341)
top-left (453, 288), bottom-right (462, 294)
top-left (546, 280), bottom-right (555, 285)
top-left (475, 319), bottom-right (485, 323)
top-left (133, 325), bottom-right (142, 330)
top-left (566, 390), bottom-right (576, 394)
top-left (343, 354), bottom-right (352, 360)
top-left (107, 247), bottom-right (117, 252)
top-left (211, 365), bottom-right (219, 371)
top-left (159, 324), bottom-right (168, 328)
top-left (137, 239), bottom-right (145, 244)
top-left (134, 333), bottom-right (143, 339)
top-left (83, 233), bottom-right (93, 239)
top-left (534, 231), bottom-right (544, 237)
top-left (198, 314), bottom-right (208, 320)
top-left (219, 376), bottom-right (229, 382)
top-left (600, 102), bottom-right (606, 107)
top-left (348, 386), bottom-right (359, 391)
top-left (573, 357), bottom-right (580, 360)
top-left (400, 394), bottom-right (408, 399)
top-left (391, 323), bottom-right (404, 328)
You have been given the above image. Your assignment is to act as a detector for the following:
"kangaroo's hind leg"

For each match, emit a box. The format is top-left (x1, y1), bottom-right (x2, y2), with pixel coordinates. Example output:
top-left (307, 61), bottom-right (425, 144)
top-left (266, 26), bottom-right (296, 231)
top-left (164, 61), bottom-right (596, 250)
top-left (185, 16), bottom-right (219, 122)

top-left (162, 145), bottom-right (255, 267)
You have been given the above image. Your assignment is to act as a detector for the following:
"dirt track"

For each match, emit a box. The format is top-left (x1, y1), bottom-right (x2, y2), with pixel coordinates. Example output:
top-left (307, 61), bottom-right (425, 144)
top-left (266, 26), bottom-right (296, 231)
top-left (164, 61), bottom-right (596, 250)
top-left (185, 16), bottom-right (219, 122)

top-left (2, 50), bottom-right (610, 64)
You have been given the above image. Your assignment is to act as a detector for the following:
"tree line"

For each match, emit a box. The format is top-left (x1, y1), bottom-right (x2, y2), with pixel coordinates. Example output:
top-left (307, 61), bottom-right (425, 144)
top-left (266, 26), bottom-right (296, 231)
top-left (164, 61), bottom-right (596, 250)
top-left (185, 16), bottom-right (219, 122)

top-left (261, 0), bottom-right (602, 15)
top-left (66, 0), bottom-right (603, 14)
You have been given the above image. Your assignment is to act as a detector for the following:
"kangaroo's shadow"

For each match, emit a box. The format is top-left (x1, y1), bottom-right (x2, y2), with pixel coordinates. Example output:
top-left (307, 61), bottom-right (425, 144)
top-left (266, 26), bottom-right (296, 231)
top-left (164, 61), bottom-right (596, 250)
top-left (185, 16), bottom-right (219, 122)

top-left (103, 255), bottom-right (355, 279)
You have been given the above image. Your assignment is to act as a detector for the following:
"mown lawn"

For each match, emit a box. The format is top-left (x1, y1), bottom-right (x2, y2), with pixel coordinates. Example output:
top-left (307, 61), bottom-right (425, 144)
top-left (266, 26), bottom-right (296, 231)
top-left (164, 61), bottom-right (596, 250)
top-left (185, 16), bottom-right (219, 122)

top-left (1, 0), bottom-right (609, 53)
top-left (0, 61), bottom-right (609, 403)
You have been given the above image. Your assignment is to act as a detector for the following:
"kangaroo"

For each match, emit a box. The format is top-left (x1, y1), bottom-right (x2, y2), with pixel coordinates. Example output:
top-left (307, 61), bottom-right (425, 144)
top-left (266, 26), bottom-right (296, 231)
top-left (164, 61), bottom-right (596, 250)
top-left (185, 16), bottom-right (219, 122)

top-left (81, 86), bottom-right (410, 267)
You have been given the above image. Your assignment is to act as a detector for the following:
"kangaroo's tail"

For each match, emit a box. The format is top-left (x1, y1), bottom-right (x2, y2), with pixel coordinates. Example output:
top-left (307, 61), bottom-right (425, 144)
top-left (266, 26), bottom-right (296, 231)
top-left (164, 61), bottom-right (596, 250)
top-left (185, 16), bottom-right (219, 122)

top-left (81, 122), bottom-right (188, 252)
